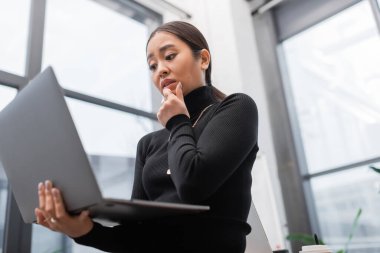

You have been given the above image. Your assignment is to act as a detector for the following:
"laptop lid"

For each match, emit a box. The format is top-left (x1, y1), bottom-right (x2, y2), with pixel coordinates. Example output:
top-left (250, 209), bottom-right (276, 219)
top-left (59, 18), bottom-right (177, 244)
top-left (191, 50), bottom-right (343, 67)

top-left (246, 201), bottom-right (274, 253)
top-left (0, 67), bottom-right (103, 223)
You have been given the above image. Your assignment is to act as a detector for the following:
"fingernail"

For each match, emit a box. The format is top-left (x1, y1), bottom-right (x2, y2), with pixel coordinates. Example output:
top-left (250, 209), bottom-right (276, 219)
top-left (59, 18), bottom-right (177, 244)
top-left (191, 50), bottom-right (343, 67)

top-left (179, 83), bottom-right (182, 89)
top-left (45, 180), bottom-right (49, 187)
top-left (52, 188), bottom-right (59, 197)
top-left (38, 182), bottom-right (43, 190)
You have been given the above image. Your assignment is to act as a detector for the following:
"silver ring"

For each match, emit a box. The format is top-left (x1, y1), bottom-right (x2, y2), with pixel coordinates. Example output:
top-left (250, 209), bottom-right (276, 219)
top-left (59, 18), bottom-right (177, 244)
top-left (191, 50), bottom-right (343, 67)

top-left (50, 217), bottom-right (57, 223)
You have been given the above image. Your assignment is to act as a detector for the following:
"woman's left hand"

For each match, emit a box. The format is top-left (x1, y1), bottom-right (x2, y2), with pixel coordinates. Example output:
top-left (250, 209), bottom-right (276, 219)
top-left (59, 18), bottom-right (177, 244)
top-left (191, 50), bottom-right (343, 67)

top-left (157, 82), bottom-right (190, 126)
top-left (35, 180), bottom-right (94, 238)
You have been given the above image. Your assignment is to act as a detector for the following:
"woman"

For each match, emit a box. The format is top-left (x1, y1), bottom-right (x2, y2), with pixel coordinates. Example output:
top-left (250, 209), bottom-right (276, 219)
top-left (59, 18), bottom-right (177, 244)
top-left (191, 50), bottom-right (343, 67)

top-left (35, 21), bottom-right (259, 252)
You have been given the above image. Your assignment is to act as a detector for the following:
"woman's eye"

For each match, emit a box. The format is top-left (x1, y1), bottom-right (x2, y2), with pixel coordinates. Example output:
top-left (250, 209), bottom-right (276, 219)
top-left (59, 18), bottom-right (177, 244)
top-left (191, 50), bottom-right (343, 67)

top-left (165, 53), bottom-right (176, 61)
top-left (149, 64), bottom-right (157, 72)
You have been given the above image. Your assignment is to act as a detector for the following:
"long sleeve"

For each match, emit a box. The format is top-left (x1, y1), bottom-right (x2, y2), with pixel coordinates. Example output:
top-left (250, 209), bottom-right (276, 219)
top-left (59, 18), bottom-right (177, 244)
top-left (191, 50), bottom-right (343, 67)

top-left (131, 137), bottom-right (149, 200)
top-left (165, 93), bottom-right (258, 203)
top-left (73, 222), bottom-right (143, 252)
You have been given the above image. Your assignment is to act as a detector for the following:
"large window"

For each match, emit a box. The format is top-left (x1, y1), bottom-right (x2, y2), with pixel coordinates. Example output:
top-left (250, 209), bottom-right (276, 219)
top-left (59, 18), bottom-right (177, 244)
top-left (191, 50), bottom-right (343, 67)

top-left (0, 86), bottom-right (17, 253)
top-left (0, 0), bottom-right (161, 252)
top-left (280, 1), bottom-right (380, 252)
top-left (282, 1), bottom-right (380, 174)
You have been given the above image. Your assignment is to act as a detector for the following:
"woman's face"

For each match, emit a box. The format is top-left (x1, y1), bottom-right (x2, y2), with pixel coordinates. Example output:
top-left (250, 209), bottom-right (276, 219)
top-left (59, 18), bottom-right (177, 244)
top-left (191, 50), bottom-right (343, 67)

top-left (146, 32), bottom-right (209, 96)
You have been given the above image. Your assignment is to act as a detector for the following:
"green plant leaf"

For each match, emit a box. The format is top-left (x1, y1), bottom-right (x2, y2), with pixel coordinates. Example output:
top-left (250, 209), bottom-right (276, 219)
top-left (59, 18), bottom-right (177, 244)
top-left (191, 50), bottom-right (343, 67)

top-left (344, 208), bottom-right (362, 253)
top-left (286, 233), bottom-right (325, 245)
top-left (50, 250), bottom-right (62, 253)
top-left (336, 250), bottom-right (344, 253)
top-left (370, 165), bottom-right (380, 174)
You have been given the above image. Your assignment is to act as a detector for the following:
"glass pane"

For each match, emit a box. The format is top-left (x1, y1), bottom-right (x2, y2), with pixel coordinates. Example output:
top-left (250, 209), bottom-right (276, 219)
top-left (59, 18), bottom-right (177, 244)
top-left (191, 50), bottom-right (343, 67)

top-left (31, 226), bottom-right (63, 253)
top-left (282, 1), bottom-right (380, 173)
top-left (0, 85), bottom-right (17, 252)
top-left (0, 0), bottom-right (31, 76)
top-left (67, 98), bottom-right (157, 199)
top-left (31, 98), bottom-right (158, 252)
top-left (42, 0), bottom-right (152, 111)
top-left (0, 86), bottom-right (17, 109)
top-left (311, 163), bottom-right (380, 252)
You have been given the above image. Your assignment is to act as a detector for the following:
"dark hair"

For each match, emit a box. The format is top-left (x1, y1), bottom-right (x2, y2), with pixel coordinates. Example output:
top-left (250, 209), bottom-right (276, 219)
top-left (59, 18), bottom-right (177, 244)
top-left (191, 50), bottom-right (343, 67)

top-left (146, 21), bottom-right (226, 100)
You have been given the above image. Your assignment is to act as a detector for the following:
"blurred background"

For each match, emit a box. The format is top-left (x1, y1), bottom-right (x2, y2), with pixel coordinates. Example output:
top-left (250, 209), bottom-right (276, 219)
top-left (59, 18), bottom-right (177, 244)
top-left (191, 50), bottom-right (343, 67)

top-left (0, 0), bottom-right (380, 252)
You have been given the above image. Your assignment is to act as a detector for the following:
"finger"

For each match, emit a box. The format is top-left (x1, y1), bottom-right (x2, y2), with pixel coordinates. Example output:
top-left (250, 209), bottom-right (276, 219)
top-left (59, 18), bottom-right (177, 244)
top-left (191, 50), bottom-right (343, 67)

top-left (175, 82), bottom-right (184, 101)
top-left (35, 208), bottom-right (43, 225)
top-left (156, 110), bottom-right (164, 126)
top-left (43, 214), bottom-right (59, 230)
top-left (52, 188), bottom-right (67, 219)
top-left (38, 182), bottom-right (45, 210)
top-left (44, 180), bottom-right (55, 217)
top-left (162, 88), bottom-right (173, 100)
top-left (39, 208), bottom-right (59, 229)
top-left (79, 210), bottom-right (90, 221)
top-left (35, 208), bottom-right (49, 227)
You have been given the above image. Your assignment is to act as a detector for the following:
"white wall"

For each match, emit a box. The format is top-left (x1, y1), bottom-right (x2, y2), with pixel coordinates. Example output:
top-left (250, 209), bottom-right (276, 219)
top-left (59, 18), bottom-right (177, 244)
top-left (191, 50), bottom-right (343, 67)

top-left (136, 0), bottom-right (290, 251)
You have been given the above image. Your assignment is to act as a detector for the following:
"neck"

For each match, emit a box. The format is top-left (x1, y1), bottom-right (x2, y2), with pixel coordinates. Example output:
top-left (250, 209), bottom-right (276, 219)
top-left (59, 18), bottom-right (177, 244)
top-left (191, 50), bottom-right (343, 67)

top-left (184, 86), bottom-right (218, 120)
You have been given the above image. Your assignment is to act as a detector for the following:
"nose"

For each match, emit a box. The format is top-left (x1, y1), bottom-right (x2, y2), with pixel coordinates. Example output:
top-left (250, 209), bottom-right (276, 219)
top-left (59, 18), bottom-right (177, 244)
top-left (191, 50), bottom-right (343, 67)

top-left (157, 62), bottom-right (169, 78)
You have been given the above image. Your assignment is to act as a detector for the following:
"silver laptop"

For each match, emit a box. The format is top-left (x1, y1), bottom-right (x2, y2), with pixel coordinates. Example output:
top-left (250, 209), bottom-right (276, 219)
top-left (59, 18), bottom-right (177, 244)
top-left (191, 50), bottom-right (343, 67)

top-left (246, 201), bottom-right (274, 253)
top-left (0, 67), bottom-right (209, 224)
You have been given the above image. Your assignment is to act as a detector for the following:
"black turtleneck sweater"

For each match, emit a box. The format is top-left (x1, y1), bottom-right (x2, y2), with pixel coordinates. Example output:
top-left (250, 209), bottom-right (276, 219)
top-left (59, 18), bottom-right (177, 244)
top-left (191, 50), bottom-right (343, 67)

top-left (74, 86), bottom-right (259, 253)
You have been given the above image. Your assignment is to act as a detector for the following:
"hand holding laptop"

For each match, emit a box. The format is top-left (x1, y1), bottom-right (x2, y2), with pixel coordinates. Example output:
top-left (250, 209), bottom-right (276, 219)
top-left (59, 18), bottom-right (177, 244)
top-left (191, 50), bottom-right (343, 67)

top-left (35, 180), bottom-right (93, 238)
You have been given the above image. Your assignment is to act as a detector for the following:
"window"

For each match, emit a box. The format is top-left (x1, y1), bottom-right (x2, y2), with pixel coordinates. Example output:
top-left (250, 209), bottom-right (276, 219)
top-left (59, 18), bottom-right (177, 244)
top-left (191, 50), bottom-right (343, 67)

top-left (0, 86), bottom-right (17, 252)
top-left (0, 0), bottom-right (159, 251)
top-left (282, 0), bottom-right (380, 174)
top-left (0, 0), bottom-right (31, 76)
top-left (311, 163), bottom-right (380, 251)
top-left (42, 0), bottom-right (152, 111)
top-left (280, 1), bottom-right (380, 251)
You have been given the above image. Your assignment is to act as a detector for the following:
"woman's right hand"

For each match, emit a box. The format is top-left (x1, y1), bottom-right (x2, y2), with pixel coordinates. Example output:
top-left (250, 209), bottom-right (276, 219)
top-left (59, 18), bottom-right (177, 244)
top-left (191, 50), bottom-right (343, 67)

top-left (35, 180), bottom-right (94, 238)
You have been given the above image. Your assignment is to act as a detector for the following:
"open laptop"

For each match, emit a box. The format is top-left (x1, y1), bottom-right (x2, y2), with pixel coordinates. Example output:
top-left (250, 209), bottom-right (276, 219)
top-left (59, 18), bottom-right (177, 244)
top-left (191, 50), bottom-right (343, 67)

top-left (0, 67), bottom-right (209, 224)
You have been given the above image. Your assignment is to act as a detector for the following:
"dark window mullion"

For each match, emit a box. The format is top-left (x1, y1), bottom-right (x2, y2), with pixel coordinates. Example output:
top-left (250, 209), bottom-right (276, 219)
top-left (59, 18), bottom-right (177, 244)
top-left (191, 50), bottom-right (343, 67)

top-left (3, 193), bottom-right (32, 253)
top-left (304, 156), bottom-right (380, 180)
top-left (63, 89), bottom-right (157, 120)
top-left (0, 71), bottom-right (27, 89)
top-left (25, 0), bottom-right (46, 83)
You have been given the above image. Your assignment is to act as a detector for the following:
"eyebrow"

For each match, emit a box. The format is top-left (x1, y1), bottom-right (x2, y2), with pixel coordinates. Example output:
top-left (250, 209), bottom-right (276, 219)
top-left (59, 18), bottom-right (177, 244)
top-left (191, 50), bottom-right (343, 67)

top-left (147, 44), bottom-right (176, 62)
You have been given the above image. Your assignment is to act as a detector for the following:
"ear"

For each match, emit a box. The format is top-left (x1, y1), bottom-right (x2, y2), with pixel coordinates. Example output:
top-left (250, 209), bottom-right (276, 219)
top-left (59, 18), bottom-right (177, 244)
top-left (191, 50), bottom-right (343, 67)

top-left (199, 49), bottom-right (211, 70)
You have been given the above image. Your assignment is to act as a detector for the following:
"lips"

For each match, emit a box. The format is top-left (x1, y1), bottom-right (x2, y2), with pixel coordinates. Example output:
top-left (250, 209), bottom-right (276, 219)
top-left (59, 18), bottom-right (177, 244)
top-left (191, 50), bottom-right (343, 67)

top-left (161, 79), bottom-right (177, 90)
